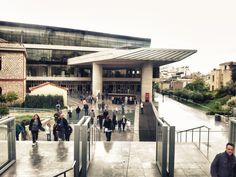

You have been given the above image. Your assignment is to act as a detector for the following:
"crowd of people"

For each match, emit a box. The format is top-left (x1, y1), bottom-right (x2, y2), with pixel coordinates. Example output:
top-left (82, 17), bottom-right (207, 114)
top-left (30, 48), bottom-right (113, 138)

top-left (15, 92), bottom-right (139, 145)
top-left (16, 111), bottom-right (73, 146)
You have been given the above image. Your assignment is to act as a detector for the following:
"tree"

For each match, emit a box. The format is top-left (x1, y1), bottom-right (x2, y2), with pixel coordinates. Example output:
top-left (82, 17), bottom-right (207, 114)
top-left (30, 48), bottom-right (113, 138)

top-left (185, 78), bottom-right (209, 92)
top-left (0, 92), bottom-right (18, 117)
top-left (153, 82), bottom-right (160, 92)
top-left (6, 92), bottom-right (18, 105)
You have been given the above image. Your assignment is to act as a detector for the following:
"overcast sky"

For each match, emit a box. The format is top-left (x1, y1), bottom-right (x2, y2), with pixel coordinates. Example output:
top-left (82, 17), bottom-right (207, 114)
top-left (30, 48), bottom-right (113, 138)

top-left (1, 0), bottom-right (236, 73)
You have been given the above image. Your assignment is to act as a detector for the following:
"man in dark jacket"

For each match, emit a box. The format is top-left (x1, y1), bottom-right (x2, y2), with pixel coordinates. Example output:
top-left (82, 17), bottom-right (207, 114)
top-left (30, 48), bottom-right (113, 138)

top-left (210, 143), bottom-right (236, 177)
top-left (56, 114), bottom-right (68, 141)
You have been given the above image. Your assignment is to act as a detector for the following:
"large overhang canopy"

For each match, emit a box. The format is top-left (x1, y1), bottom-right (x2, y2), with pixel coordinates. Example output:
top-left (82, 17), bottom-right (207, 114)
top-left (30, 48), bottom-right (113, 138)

top-left (68, 48), bottom-right (197, 67)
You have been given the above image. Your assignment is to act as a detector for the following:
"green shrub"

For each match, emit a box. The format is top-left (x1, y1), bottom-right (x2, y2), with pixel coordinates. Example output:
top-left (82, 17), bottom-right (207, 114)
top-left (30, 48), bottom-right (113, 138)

top-left (0, 105), bottom-right (9, 116)
top-left (23, 95), bottom-right (64, 109)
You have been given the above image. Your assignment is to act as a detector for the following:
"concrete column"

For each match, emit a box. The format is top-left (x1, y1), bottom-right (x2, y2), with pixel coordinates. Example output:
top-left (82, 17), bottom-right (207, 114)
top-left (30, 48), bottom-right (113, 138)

top-left (48, 65), bottom-right (52, 77)
top-left (141, 62), bottom-right (153, 102)
top-left (92, 62), bottom-right (103, 97)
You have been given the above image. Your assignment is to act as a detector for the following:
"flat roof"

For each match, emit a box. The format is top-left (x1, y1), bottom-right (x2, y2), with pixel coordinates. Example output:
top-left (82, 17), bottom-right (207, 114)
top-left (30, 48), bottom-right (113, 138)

top-left (68, 48), bottom-right (197, 66)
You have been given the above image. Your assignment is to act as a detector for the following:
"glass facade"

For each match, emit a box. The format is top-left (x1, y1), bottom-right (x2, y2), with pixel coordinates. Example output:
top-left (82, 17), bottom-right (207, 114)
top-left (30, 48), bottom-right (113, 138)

top-left (103, 81), bottom-right (141, 94)
top-left (0, 21), bottom-right (150, 48)
top-left (103, 68), bottom-right (141, 78)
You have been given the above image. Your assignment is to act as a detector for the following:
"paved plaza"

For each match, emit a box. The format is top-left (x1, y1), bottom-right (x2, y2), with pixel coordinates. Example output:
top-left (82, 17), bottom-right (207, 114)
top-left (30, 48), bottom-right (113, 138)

top-left (2, 94), bottom-right (231, 177)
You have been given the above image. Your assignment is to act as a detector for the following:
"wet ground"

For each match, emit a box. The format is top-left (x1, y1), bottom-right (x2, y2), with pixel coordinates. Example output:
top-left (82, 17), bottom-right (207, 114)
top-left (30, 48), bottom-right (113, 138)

top-left (155, 93), bottom-right (229, 161)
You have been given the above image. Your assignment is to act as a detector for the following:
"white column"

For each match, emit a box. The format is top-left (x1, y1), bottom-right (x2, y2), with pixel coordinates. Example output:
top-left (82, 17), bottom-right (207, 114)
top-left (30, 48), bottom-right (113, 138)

top-left (92, 62), bottom-right (103, 97)
top-left (141, 62), bottom-right (153, 102)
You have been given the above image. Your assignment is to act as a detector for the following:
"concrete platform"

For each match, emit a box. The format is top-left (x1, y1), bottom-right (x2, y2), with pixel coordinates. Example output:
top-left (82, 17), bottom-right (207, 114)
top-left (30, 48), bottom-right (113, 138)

top-left (1, 141), bottom-right (74, 177)
top-left (88, 142), bottom-right (161, 177)
top-left (1, 141), bottom-right (212, 177)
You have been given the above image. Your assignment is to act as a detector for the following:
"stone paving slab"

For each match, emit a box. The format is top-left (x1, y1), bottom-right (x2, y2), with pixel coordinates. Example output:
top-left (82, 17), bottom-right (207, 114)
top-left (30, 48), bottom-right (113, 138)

top-left (1, 141), bottom-right (74, 177)
top-left (88, 142), bottom-right (161, 177)
top-left (2, 142), bottom-right (212, 177)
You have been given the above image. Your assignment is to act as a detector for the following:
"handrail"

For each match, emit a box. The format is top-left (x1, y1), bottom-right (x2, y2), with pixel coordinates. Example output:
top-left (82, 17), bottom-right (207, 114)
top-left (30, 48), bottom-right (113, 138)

top-left (53, 161), bottom-right (76, 177)
top-left (177, 125), bottom-right (210, 160)
top-left (177, 125), bottom-right (210, 133)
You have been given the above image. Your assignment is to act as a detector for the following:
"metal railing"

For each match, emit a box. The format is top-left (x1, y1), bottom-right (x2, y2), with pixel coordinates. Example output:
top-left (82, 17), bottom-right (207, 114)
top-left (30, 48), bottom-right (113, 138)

top-left (53, 161), bottom-right (76, 177)
top-left (177, 125), bottom-right (210, 159)
top-left (229, 118), bottom-right (236, 151)
top-left (9, 107), bottom-right (54, 113)
top-left (152, 103), bottom-right (175, 177)
top-left (74, 116), bottom-right (101, 177)
top-left (0, 116), bottom-right (16, 175)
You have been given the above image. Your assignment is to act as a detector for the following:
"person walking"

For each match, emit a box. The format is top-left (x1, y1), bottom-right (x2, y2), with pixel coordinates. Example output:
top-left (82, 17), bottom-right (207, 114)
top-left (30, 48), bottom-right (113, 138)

top-left (29, 114), bottom-right (43, 146)
top-left (16, 123), bottom-right (24, 141)
top-left (83, 103), bottom-right (89, 116)
top-left (75, 106), bottom-right (81, 119)
top-left (121, 115), bottom-right (127, 131)
top-left (45, 123), bottom-right (51, 141)
top-left (101, 101), bottom-right (105, 112)
top-left (65, 125), bottom-right (73, 141)
top-left (117, 116), bottom-right (122, 132)
top-left (210, 142), bottom-right (236, 177)
top-left (103, 116), bottom-right (113, 141)
top-left (89, 109), bottom-right (95, 124)
top-left (21, 120), bottom-right (27, 140)
top-left (97, 114), bottom-right (104, 129)
top-left (56, 114), bottom-right (68, 141)
top-left (140, 102), bottom-right (144, 114)
top-left (53, 123), bottom-right (58, 141)
top-left (112, 111), bottom-right (117, 131)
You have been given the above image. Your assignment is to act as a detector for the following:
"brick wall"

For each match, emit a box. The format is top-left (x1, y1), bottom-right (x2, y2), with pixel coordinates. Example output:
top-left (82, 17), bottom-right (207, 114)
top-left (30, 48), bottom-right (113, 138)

top-left (0, 81), bottom-right (25, 103)
top-left (0, 43), bottom-right (26, 103)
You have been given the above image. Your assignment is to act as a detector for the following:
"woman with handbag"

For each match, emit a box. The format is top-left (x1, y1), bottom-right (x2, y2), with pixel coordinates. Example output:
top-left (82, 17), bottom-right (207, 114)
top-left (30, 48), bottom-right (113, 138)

top-left (29, 114), bottom-right (43, 146)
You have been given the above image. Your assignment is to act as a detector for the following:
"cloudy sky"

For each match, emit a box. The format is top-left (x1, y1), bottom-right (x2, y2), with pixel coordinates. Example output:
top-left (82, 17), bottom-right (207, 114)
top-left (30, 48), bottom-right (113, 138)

top-left (1, 0), bottom-right (236, 73)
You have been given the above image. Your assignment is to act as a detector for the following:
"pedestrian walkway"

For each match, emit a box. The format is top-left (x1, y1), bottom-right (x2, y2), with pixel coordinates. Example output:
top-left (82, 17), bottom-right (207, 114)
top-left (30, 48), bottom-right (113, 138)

top-left (88, 142), bottom-right (161, 177)
top-left (2, 141), bottom-right (74, 177)
top-left (2, 141), bottom-right (212, 177)
top-left (155, 93), bottom-right (229, 162)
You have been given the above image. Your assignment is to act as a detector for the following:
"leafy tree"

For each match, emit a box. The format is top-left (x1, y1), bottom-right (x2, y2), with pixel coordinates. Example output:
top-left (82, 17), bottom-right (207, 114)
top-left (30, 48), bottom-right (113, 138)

top-left (153, 82), bottom-right (160, 92)
top-left (6, 92), bottom-right (18, 105)
top-left (185, 78), bottom-right (209, 92)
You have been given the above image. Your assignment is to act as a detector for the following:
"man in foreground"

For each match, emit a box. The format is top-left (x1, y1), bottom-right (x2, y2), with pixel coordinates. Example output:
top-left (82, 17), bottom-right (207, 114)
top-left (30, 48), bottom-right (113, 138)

top-left (210, 143), bottom-right (236, 177)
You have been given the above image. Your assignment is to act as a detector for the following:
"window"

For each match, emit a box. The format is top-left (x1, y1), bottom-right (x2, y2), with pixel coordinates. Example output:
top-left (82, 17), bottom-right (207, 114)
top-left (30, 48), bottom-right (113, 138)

top-left (0, 87), bottom-right (2, 95)
top-left (212, 75), bottom-right (214, 82)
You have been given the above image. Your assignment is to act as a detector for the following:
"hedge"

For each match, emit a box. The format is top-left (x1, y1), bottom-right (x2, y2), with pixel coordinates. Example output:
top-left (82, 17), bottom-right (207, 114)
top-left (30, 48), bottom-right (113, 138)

top-left (23, 95), bottom-right (64, 109)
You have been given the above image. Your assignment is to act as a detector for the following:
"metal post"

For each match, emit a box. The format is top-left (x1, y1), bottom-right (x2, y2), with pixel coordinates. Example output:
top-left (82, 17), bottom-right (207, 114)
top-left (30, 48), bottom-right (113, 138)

top-left (82, 125), bottom-right (87, 177)
top-left (161, 126), bottom-right (168, 177)
top-left (192, 129), bottom-right (194, 142)
top-left (185, 131), bottom-right (187, 142)
top-left (199, 128), bottom-right (201, 150)
top-left (74, 124), bottom-right (80, 177)
top-left (169, 126), bottom-right (175, 177)
top-left (207, 128), bottom-right (210, 158)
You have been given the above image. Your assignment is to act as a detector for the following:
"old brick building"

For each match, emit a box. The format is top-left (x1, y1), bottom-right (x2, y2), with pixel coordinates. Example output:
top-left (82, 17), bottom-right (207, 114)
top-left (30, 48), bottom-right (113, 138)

top-left (0, 40), bottom-right (27, 103)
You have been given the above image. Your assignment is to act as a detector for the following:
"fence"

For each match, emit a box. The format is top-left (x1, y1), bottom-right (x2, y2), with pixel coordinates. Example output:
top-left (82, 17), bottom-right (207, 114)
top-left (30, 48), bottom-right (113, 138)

top-left (152, 103), bottom-right (175, 177)
top-left (0, 116), bottom-right (16, 175)
top-left (74, 116), bottom-right (101, 177)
